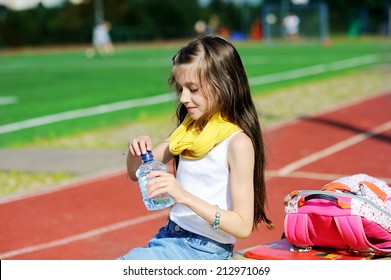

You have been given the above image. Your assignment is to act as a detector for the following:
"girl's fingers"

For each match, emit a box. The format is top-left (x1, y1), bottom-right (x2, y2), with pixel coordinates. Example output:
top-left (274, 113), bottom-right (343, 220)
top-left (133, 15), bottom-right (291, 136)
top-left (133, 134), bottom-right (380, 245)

top-left (146, 174), bottom-right (174, 196)
top-left (128, 136), bottom-right (153, 156)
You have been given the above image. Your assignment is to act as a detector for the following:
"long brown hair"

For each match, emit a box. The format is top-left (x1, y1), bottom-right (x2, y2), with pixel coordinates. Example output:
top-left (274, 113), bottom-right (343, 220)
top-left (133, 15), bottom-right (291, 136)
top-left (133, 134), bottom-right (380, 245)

top-left (168, 34), bottom-right (272, 229)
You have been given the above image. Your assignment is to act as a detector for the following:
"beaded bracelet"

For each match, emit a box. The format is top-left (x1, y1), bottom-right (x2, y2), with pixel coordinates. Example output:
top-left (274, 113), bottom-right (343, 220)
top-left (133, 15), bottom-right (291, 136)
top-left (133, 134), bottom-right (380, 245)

top-left (210, 205), bottom-right (221, 230)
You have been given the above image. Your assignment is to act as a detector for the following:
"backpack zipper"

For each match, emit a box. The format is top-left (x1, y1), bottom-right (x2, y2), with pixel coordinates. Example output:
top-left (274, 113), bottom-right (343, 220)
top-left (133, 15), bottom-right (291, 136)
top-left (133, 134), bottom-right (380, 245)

top-left (294, 190), bottom-right (391, 219)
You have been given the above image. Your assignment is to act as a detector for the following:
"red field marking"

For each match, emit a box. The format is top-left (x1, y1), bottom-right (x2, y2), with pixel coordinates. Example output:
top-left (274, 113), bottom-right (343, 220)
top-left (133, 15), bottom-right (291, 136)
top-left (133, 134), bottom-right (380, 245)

top-left (1, 92), bottom-right (390, 260)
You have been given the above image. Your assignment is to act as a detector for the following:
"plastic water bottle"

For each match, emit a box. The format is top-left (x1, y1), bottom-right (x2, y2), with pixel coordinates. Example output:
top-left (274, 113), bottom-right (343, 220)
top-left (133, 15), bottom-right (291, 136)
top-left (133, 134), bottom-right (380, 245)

top-left (135, 151), bottom-right (174, 210)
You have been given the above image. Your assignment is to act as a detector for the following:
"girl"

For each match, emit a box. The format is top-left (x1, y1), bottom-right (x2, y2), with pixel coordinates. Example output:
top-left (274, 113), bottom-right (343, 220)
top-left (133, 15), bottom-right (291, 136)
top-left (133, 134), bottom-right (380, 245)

top-left (118, 34), bottom-right (272, 260)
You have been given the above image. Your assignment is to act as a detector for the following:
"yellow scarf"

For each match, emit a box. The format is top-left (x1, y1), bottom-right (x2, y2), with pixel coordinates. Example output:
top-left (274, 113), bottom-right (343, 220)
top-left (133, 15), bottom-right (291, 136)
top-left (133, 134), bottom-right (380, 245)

top-left (169, 113), bottom-right (240, 159)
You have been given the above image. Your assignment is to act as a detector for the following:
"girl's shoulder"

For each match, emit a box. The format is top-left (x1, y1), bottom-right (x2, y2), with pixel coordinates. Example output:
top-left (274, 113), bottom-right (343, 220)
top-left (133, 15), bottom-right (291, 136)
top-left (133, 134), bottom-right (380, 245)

top-left (227, 132), bottom-right (254, 171)
top-left (228, 131), bottom-right (254, 154)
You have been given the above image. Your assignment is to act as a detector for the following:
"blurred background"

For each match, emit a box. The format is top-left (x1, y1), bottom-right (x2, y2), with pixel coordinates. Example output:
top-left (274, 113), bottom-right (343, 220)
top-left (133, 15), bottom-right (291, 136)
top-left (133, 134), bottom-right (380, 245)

top-left (0, 0), bottom-right (390, 48)
top-left (1, 0), bottom-right (391, 260)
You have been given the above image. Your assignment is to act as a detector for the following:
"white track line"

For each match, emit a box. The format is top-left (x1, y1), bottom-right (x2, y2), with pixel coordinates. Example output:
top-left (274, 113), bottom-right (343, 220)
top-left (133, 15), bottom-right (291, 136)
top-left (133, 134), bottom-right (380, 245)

top-left (0, 93), bottom-right (175, 134)
top-left (268, 170), bottom-right (391, 184)
top-left (248, 54), bottom-right (383, 86)
top-left (0, 210), bottom-right (168, 259)
top-left (0, 96), bottom-right (17, 106)
top-left (276, 120), bottom-right (391, 176)
top-left (0, 54), bottom-right (386, 135)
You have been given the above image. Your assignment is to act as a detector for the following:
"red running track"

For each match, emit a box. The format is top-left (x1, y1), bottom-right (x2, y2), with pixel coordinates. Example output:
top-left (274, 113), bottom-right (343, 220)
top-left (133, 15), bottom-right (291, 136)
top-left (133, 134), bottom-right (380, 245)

top-left (1, 92), bottom-right (390, 260)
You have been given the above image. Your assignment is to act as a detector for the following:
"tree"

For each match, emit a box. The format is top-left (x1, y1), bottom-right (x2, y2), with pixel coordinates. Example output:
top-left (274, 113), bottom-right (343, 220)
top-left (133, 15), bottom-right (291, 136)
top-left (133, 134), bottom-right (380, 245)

top-left (0, 0), bottom-right (388, 48)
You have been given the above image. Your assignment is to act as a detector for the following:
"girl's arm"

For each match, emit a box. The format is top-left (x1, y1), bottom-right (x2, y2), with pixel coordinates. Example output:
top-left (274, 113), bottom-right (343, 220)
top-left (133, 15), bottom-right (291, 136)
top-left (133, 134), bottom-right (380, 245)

top-left (183, 132), bottom-right (255, 238)
top-left (146, 132), bottom-right (255, 239)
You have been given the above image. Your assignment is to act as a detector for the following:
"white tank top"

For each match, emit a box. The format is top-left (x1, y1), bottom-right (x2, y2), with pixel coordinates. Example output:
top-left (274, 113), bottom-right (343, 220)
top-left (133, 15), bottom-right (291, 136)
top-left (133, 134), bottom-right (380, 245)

top-left (170, 131), bottom-right (241, 244)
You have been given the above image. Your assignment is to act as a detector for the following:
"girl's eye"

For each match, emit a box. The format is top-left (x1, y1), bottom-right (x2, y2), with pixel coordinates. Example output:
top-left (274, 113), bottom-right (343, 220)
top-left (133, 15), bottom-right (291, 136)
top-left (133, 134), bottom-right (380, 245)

top-left (190, 88), bottom-right (198, 93)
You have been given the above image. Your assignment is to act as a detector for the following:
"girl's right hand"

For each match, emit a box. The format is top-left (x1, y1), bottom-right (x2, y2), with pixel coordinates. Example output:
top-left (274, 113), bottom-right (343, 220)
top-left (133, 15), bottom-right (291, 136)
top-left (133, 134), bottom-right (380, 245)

top-left (128, 135), bottom-right (153, 157)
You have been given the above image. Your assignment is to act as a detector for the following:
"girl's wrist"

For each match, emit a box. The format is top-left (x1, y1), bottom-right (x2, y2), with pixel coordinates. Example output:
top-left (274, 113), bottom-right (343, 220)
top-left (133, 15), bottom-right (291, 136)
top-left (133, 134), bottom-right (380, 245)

top-left (210, 205), bottom-right (221, 230)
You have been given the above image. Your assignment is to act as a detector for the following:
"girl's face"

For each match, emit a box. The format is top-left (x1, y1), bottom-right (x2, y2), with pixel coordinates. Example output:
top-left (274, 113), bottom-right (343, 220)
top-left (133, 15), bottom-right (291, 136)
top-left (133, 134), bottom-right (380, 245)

top-left (173, 64), bottom-right (209, 121)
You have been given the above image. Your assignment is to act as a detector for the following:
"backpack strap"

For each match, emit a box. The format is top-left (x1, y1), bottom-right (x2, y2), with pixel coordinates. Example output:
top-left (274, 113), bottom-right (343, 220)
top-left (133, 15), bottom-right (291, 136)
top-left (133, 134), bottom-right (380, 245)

top-left (322, 182), bottom-right (351, 192)
top-left (284, 213), bottom-right (313, 247)
top-left (322, 180), bottom-right (387, 201)
top-left (360, 181), bottom-right (387, 201)
top-left (333, 216), bottom-right (370, 251)
top-left (334, 216), bottom-right (391, 255)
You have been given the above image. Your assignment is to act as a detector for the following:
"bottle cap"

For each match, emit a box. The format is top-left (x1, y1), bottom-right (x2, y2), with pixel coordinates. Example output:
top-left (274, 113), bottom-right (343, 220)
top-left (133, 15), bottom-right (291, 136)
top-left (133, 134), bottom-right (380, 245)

top-left (141, 151), bottom-right (154, 162)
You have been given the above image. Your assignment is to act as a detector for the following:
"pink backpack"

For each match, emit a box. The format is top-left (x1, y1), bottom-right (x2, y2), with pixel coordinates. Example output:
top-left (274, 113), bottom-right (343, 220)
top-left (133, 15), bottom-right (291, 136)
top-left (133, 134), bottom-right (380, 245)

top-left (284, 174), bottom-right (391, 256)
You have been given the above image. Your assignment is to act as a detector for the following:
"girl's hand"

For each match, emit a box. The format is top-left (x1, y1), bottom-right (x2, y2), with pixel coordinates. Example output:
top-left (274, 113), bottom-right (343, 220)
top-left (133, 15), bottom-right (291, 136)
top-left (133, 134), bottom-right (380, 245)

top-left (128, 135), bottom-right (153, 157)
top-left (146, 171), bottom-right (188, 204)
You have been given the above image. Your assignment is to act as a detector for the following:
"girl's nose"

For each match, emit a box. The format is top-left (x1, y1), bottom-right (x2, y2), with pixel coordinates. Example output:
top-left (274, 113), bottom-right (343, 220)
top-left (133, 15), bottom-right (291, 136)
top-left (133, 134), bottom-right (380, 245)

top-left (179, 89), bottom-right (190, 104)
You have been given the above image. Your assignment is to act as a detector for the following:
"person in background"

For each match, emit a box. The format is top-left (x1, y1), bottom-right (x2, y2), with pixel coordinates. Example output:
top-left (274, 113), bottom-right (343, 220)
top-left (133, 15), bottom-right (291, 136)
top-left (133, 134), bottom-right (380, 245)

top-left (85, 20), bottom-right (115, 58)
top-left (118, 34), bottom-right (273, 260)
top-left (283, 11), bottom-right (300, 41)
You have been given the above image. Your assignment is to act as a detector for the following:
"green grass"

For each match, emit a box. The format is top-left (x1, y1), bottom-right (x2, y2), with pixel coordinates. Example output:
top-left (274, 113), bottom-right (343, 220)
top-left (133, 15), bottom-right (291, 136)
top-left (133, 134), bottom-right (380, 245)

top-left (1, 36), bottom-right (390, 147)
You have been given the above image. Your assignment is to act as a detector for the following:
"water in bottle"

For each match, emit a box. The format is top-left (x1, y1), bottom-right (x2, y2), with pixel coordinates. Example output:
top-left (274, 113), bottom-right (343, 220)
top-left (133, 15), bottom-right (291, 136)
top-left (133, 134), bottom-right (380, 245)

top-left (135, 151), bottom-right (174, 210)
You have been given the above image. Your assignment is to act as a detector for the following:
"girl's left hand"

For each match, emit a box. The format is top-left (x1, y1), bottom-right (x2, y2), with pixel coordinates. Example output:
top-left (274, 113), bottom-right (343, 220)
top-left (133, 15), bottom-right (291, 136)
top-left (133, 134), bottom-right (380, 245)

top-left (145, 171), bottom-right (187, 204)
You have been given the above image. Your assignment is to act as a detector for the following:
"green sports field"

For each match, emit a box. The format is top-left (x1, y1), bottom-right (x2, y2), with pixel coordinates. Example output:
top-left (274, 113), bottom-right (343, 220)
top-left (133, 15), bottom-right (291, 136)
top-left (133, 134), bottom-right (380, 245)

top-left (1, 37), bottom-right (390, 147)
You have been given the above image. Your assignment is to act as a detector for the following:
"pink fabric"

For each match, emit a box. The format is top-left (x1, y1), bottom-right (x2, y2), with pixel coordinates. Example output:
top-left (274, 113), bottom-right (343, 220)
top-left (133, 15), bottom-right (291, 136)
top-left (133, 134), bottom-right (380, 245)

top-left (284, 174), bottom-right (391, 256)
top-left (284, 198), bottom-right (391, 255)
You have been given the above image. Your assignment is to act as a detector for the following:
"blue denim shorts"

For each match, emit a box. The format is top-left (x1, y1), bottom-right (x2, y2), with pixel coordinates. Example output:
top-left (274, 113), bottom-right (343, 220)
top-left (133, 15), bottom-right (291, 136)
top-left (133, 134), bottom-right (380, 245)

top-left (117, 220), bottom-right (234, 260)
